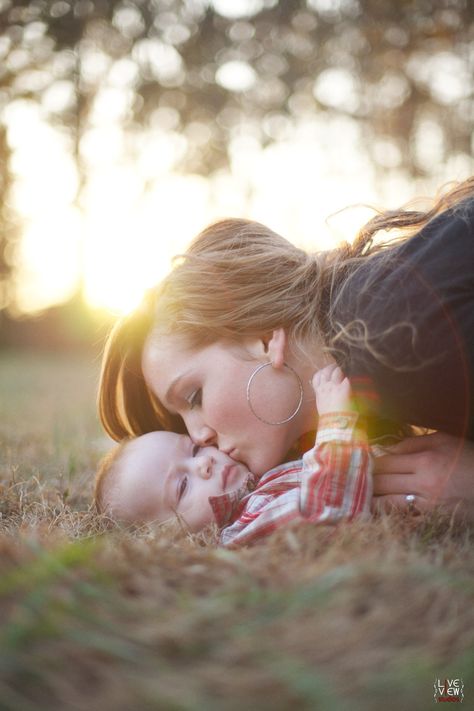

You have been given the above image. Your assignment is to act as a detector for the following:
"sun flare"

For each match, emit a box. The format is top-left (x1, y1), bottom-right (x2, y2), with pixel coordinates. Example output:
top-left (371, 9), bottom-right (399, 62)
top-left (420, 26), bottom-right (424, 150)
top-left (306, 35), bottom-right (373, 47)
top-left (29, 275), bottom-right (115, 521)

top-left (4, 100), bottom-right (440, 317)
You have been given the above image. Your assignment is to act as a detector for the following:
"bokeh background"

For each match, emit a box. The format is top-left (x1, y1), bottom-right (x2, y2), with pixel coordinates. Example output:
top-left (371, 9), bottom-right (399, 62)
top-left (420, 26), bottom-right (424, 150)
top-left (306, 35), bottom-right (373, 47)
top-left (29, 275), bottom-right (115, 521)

top-left (1, 0), bottom-right (473, 350)
top-left (1, 7), bottom-right (474, 708)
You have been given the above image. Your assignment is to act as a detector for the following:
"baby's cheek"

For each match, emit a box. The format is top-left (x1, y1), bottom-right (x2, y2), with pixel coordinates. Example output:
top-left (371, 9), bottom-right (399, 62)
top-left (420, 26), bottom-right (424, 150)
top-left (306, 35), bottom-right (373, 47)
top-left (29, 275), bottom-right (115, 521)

top-left (191, 503), bottom-right (216, 532)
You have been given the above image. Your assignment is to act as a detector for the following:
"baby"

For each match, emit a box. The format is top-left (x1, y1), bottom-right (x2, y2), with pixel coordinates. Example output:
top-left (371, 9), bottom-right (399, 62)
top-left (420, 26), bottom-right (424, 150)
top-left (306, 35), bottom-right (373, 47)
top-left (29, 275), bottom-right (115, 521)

top-left (95, 365), bottom-right (372, 546)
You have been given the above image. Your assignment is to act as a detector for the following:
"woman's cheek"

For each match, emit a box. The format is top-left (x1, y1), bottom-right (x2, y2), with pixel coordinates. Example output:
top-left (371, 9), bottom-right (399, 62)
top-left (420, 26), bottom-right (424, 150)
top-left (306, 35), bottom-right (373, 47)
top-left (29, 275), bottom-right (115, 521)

top-left (211, 386), bottom-right (248, 429)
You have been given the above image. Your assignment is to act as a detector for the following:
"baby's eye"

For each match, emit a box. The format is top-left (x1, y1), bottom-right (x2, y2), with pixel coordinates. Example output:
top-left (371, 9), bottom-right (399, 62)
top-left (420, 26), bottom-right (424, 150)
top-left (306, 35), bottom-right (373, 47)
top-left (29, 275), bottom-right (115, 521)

top-left (178, 475), bottom-right (188, 502)
top-left (187, 389), bottom-right (202, 410)
top-left (192, 444), bottom-right (200, 457)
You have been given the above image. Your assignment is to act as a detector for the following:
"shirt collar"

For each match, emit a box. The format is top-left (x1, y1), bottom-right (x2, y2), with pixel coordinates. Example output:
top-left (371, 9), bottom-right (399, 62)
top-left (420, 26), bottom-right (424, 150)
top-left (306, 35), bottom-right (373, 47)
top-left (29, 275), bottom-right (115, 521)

top-left (208, 471), bottom-right (258, 528)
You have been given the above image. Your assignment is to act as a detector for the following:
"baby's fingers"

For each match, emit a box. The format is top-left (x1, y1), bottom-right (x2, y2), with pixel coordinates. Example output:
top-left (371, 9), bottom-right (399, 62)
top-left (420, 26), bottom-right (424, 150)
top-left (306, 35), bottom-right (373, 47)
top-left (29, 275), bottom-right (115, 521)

top-left (312, 364), bottom-right (337, 385)
top-left (330, 366), bottom-right (344, 384)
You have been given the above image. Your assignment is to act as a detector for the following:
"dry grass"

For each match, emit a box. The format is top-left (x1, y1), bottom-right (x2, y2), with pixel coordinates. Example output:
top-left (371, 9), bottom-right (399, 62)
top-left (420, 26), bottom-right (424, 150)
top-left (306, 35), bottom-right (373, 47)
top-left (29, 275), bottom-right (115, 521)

top-left (1, 349), bottom-right (473, 711)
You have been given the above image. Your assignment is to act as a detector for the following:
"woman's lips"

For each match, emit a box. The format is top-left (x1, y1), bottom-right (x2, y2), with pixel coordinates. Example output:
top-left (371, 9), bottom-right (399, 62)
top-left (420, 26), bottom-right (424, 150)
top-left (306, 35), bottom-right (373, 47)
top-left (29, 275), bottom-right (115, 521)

top-left (226, 448), bottom-right (240, 461)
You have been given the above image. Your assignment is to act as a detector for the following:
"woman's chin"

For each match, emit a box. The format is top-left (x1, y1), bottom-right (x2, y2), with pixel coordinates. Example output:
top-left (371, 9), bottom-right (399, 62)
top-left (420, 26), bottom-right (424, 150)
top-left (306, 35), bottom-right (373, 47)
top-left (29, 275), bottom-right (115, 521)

top-left (248, 454), bottom-right (281, 476)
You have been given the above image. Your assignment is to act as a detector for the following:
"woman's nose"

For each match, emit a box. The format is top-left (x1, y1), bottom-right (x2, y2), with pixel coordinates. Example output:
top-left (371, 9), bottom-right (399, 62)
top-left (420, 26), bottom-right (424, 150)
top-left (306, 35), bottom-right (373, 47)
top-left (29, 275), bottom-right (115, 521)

top-left (188, 421), bottom-right (217, 449)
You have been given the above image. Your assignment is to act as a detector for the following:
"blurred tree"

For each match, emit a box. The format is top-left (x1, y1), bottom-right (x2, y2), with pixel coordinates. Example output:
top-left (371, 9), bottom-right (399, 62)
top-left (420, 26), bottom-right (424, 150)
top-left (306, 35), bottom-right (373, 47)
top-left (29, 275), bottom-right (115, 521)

top-left (0, 0), bottom-right (472, 313)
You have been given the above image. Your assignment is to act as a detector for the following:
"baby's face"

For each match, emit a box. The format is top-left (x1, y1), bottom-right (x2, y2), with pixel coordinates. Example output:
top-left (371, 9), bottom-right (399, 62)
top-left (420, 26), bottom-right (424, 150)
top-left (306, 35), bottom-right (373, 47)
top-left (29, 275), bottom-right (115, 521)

top-left (112, 431), bottom-right (251, 531)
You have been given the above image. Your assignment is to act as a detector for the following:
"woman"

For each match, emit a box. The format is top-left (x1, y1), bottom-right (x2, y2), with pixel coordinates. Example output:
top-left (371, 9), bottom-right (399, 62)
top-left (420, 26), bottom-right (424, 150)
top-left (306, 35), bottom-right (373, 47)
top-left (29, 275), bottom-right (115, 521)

top-left (99, 178), bottom-right (474, 520)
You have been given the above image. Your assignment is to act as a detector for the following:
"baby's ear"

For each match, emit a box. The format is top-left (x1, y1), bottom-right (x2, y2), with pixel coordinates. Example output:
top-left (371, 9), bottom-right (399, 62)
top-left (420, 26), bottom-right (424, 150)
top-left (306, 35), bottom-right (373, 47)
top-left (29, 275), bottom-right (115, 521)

top-left (266, 328), bottom-right (287, 369)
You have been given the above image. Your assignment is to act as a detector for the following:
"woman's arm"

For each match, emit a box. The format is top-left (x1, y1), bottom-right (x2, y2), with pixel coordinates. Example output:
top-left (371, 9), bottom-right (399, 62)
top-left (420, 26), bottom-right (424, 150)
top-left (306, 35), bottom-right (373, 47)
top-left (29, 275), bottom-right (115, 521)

top-left (373, 431), bottom-right (474, 521)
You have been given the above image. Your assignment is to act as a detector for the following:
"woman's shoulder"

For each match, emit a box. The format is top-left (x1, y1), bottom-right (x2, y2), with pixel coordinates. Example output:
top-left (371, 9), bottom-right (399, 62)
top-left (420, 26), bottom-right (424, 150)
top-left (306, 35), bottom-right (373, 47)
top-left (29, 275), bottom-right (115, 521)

top-left (338, 195), bottom-right (474, 298)
top-left (400, 195), bottom-right (474, 259)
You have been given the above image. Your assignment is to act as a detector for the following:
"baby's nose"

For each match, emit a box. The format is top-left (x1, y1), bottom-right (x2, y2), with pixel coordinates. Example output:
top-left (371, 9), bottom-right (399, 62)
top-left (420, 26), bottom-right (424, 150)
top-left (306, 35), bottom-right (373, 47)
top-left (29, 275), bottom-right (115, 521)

top-left (196, 455), bottom-right (214, 480)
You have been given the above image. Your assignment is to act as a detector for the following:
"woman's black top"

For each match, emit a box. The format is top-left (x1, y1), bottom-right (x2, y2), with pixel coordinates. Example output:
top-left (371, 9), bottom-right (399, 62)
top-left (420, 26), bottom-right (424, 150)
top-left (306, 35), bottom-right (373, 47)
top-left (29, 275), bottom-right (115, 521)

top-left (331, 198), bottom-right (474, 440)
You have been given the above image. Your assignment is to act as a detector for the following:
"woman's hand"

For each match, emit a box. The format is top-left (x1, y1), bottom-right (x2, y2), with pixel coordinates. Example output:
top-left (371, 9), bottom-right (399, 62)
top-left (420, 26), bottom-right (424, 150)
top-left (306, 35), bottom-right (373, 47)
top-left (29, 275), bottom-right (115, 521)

top-left (372, 431), bottom-right (474, 521)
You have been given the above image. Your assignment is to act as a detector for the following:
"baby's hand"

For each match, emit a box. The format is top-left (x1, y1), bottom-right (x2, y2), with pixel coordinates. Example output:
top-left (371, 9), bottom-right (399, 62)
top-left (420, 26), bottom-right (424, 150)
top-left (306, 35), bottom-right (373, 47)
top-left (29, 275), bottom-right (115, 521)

top-left (312, 364), bottom-right (353, 415)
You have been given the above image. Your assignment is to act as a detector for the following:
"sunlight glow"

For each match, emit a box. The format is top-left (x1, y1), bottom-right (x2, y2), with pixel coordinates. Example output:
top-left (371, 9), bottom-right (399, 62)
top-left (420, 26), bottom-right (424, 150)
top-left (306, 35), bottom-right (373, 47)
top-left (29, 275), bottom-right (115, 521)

top-left (15, 210), bottom-right (81, 312)
top-left (6, 92), bottom-right (469, 316)
top-left (82, 173), bottom-right (210, 314)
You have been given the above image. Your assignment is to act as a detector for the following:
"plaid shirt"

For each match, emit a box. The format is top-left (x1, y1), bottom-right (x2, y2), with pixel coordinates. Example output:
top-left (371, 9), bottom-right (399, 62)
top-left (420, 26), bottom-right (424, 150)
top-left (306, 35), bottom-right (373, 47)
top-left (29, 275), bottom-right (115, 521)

top-left (209, 412), bottom-right (372, 547)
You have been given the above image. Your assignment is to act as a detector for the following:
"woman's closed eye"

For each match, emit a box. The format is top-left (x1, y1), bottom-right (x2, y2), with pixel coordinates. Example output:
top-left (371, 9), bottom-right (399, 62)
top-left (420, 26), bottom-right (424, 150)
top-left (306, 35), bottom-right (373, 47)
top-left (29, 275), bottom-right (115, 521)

top-left (187, 389), bottom-right (202, 410)
top-left (192, 444), bottom-right (200, 456)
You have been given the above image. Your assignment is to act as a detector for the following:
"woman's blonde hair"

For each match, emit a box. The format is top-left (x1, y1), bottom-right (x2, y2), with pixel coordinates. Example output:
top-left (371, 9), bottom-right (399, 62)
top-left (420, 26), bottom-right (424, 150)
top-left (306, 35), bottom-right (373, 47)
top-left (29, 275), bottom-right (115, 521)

top-left (99, 177), bottom-right (474, 441)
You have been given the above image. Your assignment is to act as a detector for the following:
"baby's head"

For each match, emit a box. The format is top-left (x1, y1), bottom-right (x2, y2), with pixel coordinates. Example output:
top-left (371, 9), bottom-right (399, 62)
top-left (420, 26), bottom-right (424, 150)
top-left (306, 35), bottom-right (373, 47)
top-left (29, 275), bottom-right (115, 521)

top-left (94, 431), bottom-right (251, 531)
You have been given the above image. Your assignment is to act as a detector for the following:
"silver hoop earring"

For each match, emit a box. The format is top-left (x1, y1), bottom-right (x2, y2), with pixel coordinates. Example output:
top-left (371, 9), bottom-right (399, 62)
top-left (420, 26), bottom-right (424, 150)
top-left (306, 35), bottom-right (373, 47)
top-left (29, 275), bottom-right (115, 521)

top-left (246, 362), bottom-right (304, 426)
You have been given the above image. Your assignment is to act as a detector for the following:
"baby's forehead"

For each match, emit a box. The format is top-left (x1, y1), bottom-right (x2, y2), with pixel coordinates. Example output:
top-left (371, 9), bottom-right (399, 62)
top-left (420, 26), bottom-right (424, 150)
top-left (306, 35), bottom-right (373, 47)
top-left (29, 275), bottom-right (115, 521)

top-left (116, 433), bottom-right (182, 478)
top-left (118, 431), bottom-right (188, 487)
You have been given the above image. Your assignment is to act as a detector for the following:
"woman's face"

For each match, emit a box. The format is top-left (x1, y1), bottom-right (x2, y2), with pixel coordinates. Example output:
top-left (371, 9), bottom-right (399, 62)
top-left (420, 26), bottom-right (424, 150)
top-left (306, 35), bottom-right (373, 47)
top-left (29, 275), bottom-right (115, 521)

top-left (142, 333), bottom-right (314, 476)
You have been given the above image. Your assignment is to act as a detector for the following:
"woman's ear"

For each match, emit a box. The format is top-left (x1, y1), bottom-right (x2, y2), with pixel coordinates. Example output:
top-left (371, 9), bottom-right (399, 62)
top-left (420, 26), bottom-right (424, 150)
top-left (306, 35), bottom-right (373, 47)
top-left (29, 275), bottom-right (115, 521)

top-left (266, 328), bottom-right (287, 369)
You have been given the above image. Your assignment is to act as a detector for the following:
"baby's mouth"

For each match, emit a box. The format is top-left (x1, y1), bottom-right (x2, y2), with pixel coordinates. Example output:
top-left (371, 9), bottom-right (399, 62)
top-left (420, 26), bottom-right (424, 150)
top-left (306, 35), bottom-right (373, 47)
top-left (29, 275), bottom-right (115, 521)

top-left (221, 463), bottom-right (238, 491)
